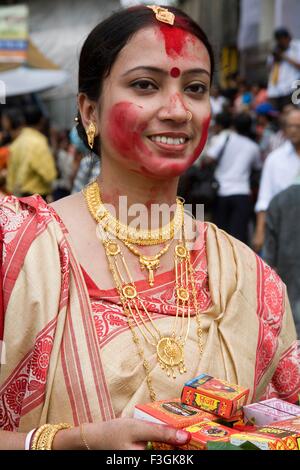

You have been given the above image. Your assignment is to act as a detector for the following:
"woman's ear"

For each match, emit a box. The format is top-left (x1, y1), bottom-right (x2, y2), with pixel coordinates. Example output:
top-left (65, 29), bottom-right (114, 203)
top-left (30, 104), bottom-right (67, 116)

top-left (77, 93), bottom-right (98, 131)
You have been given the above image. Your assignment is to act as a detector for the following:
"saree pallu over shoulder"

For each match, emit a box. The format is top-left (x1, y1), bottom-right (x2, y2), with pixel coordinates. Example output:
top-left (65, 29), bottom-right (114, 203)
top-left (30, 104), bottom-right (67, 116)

top-left (0, 195), bottom-right (114, 431)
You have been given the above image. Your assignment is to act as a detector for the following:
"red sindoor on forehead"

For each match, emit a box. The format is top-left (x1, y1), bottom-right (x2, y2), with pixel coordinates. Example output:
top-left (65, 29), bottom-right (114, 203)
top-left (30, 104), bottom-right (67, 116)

top-left (170, 67), bottom-right (181, 78)
top-left (159, 25), bottom-right (191, 59)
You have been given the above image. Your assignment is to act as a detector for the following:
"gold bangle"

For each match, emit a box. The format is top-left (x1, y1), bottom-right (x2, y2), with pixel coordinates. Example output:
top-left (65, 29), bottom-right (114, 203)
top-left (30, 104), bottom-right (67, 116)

top-left (41, 423), bottom-right (72, 450)
top-left (31, 424), bottom-right (49, 450)
top-left (31, 423), bottom-right (72, 450)
top-left (80, 423), bottom-right (91, 450)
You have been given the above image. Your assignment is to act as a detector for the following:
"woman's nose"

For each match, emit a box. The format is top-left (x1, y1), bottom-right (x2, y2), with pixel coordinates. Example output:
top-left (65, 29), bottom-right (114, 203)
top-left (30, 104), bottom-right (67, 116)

top-left (158, 93), bottom-right (188, 123)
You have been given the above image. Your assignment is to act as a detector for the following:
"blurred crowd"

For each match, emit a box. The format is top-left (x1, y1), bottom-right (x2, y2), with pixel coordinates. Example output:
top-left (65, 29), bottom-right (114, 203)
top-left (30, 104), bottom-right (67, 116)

top-left (0, 27), bottom-right (299, 335)
top-left (0, 105), bottom-right (100, 202)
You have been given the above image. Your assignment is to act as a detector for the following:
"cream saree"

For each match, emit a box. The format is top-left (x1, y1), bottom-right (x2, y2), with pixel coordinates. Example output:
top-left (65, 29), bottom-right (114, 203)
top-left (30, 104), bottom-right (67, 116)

top-left (0, 195), bottom-right (299, 432)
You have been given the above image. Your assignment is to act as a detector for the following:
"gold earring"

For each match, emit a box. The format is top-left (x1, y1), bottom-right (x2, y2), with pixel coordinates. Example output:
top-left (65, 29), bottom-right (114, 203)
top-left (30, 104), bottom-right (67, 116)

top-left (86, 122), bottom-right (96, 149)
top-left (186, 110), bottom-right (192, 122)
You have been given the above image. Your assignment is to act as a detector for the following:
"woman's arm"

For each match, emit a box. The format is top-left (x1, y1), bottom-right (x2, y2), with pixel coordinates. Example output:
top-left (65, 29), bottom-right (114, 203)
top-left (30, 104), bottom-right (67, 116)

top-left (53, 418), bottom-right (190, 450)
top-left (0, 419), bottom-right (191, 450)
top-left (0, 430), bottom-right (27, 450)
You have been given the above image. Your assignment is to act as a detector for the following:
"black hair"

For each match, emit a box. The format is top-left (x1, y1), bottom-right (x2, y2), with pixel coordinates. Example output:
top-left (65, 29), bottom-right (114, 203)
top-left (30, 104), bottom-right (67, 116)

top-left (1, 107), bottom-right (24, 130)
top-left (24, 105), bottom-right (43, 127)
top-left (76, 5), bottom-right (214, 156)
top-left (274, 27), bottom-right (290, 40)
top-left (215, 112), bottom-right (232, 129)
top-left (233, 113), bottom-right (253, 137)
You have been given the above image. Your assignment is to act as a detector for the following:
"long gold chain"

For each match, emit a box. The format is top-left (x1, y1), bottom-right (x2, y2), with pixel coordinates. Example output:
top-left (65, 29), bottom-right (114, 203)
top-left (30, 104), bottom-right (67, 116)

top-left (84, 181), bottom-right (184, 245)
top-left (83, 182), bottom-right (204, 401)
top-left (97, 225), bottom-right (189, 375)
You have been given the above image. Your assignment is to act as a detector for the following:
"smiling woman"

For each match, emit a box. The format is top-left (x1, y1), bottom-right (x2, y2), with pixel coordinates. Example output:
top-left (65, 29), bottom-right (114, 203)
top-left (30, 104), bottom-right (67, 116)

top-left (0, 4), bottom-right (299, 451)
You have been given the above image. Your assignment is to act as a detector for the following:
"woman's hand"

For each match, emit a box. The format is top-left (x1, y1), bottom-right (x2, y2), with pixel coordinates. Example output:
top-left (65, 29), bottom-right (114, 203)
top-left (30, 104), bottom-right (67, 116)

top-left (54, 418), bottom-right (191, 450)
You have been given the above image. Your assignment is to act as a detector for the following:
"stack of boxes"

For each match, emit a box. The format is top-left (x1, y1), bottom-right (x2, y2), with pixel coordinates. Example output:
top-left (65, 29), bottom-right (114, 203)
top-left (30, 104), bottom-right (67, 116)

top-left (134, 373), bottom-right (300, 450)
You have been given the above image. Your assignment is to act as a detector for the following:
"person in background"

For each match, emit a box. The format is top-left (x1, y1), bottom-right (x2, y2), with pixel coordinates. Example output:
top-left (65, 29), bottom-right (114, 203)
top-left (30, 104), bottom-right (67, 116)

top-left (0, 108), bottom-right (24, 146)
top-left (233, 80), bottom-right (253, 113)
top-left (71, 126), bottom-right (101, 193)
top-left (253, 108), bottom-right (300, 253)
top-left (6, 105), bottom-right (57, 200)
top-left (251, 82), bottom-right (268, 109)
top-left (268, 104), bottom-right (296, 153)
top-left (255, 102), bottom-right (277, 160)
top-left (210, 85), bottom-right (228, 118)
top-left (206, 112), bottom-right (262, 244)
top-left (264, 174), bottom-right (300, 338)
top-left (267, 28), bottom-right (300, 111)
top-left (0, 109), bottom-right (25, 192)
top-left (52, 130), bottom-right (75, 201)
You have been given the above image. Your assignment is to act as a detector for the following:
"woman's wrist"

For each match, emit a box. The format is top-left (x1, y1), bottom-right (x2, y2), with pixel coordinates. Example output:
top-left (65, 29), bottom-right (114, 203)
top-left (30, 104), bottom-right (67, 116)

top-left (52, 426), bottom-right (83, 450)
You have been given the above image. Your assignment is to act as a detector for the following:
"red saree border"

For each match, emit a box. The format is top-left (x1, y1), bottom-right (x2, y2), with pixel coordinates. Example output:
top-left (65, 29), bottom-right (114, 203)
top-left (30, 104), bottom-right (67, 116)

top-left (253, 255), bottom-right (285, 400)
top-left (0, 317), bottom-right (57, 430)
top-left (60, 235), bottom-right (115, 423)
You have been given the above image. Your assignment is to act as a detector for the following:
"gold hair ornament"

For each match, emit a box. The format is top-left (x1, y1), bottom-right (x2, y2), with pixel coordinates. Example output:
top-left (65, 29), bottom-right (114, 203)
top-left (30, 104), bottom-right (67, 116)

top-left (86, 121), bottom-right (96, 149)
top-left (147, 5), bottom-right (175, 25)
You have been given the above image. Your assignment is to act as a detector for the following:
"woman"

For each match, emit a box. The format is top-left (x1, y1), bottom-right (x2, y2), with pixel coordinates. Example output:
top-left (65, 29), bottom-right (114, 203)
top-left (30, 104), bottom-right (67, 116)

top-left (0, 5), bottom-right (299, 450)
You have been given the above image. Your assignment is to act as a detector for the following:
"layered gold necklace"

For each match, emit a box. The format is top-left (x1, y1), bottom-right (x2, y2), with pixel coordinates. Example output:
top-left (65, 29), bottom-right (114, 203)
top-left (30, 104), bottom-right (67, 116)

top-left (83, 182), bottom-right (203, 401)
top-left (85, 181), bottom-right (184, 287)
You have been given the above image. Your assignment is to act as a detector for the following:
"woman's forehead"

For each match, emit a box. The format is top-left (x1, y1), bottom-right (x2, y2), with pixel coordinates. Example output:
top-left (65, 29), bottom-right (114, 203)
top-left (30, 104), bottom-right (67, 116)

top-left (113, 26), bottom-right (210, 73)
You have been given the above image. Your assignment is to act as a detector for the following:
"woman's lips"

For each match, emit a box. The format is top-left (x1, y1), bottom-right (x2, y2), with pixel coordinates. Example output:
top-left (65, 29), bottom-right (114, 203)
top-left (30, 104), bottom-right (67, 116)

top-left (147, 136), bottom-right (189, 154)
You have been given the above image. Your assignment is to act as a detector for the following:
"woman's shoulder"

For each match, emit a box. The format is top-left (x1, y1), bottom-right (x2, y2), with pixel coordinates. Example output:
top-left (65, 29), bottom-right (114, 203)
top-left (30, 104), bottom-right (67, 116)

top-left (49, 191), bottom-right (90, 235)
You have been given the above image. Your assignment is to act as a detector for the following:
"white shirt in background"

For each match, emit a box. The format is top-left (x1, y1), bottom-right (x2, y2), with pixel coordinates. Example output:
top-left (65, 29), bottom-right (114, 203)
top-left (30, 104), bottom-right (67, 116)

top-left (267, 40), bottom-right (300, 98)
top-left (210, 95), bottom-right (228, 116)
top-left (255, 141), bottom-right (300, 212)
top-left (208, 130), bottom-right (262, 197)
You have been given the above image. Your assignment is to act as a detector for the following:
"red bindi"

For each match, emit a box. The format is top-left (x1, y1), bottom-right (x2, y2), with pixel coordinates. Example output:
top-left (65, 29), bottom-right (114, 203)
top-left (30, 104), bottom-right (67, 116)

top-left (170, 67), bottom-right (180, 78)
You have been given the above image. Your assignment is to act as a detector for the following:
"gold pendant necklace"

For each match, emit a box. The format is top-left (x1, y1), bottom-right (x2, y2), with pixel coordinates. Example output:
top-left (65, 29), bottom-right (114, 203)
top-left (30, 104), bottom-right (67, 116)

top-left (121, 238), bottom-right (173, 287)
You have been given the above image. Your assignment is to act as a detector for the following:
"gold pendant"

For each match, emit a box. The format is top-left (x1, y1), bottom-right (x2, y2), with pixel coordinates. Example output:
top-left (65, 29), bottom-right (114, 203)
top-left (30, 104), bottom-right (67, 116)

top-left (157, 337), bottom-right (186, 378)
top-left (139, 256), bottom-right (160, 287)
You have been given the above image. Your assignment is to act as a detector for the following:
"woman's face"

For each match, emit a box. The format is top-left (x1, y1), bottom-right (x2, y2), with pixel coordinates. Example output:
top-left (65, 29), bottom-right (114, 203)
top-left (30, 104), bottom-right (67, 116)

top-left (97, 25), bottom-right (211, 179)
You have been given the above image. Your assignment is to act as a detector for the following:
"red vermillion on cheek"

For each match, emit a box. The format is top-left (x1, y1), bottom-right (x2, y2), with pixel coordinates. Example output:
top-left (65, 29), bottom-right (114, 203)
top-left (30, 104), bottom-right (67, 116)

top-left (106, 102), bottom-right (151, 163)
top-left (170, 67), bottom-right (181, 78)
top-left (139, 115), bottom-right (211, 179)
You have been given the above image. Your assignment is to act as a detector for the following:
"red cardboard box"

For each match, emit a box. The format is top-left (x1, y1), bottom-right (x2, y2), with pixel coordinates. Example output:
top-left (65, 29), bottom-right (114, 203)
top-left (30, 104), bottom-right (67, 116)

top-left (231, 417), bottom-right (300, 450)
top-left (180, 420), bottom-right (236, 450)
top-left (181, 374), bottom-right (249, 419)
top-left (134, 398), bottom-right (217, 428)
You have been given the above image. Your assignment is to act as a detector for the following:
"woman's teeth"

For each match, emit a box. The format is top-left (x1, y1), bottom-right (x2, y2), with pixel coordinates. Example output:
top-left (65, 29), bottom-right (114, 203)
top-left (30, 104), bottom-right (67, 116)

top-left (150, 135), bottom-right (187, 145)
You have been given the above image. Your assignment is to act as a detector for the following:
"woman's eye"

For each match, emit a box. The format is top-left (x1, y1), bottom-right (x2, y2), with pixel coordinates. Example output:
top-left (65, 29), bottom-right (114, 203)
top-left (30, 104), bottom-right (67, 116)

top-left (131, 80), bottom-right (157, 91)
top-left (185, 83), bottom-right (208, 95)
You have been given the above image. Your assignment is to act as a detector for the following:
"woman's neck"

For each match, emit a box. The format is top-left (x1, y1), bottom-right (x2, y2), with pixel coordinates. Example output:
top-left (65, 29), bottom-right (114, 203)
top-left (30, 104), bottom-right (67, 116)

top-left (97, 158), bottom-right (179, 230)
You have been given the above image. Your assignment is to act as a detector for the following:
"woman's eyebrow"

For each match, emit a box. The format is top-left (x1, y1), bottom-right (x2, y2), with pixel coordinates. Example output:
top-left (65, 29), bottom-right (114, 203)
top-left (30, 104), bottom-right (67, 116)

top-left (122, 66), bottom-right (210, 78)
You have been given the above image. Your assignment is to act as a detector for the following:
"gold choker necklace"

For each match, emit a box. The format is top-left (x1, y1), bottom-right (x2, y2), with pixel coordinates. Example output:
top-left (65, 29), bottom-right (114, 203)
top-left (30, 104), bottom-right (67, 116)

top-left (84, 181), bottom-right (184, 246)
